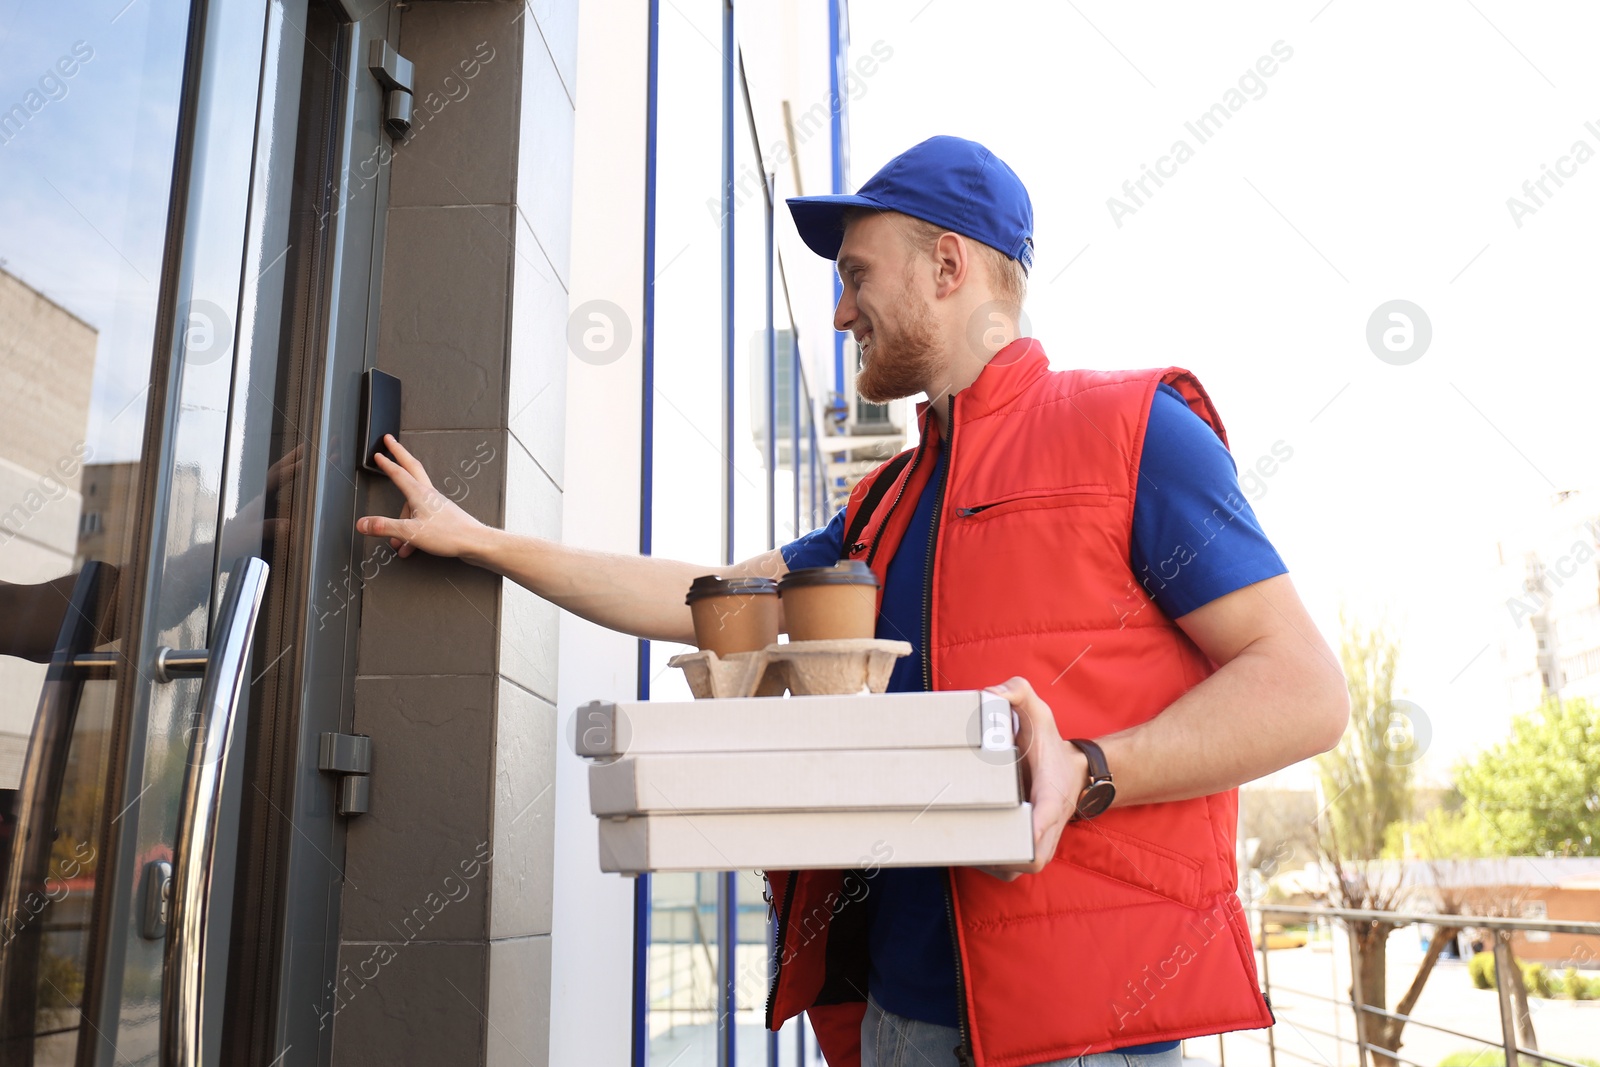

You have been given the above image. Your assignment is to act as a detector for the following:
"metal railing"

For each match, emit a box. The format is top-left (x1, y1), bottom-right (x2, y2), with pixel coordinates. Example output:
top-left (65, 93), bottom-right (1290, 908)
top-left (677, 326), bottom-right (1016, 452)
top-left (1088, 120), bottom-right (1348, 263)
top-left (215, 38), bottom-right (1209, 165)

top-left (1214, 903), bottom-right (1600, 1067)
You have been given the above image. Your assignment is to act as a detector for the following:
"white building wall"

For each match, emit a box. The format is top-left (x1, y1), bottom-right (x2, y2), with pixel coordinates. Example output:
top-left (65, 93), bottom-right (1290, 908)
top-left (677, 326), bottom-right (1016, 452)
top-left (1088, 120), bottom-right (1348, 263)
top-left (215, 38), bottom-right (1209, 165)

top-left (1493, 487), bottom-right (1600, 712)
top-left (550, 1), bottom-right (652, 1063)
top-left (551, 2), bottom-right (847, 1061)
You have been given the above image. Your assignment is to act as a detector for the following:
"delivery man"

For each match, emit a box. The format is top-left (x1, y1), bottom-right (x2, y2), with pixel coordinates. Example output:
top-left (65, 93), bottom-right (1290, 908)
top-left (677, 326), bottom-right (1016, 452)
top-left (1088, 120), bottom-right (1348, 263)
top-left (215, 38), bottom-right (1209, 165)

top-left (357, 135), bottom-right (1349, 1066)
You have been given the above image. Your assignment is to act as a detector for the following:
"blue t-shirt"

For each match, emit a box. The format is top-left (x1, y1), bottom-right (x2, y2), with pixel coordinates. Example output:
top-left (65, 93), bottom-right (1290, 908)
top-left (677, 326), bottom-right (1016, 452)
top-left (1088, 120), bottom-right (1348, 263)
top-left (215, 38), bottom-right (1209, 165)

top-left (779, 382), bottom-right (1287, 1050)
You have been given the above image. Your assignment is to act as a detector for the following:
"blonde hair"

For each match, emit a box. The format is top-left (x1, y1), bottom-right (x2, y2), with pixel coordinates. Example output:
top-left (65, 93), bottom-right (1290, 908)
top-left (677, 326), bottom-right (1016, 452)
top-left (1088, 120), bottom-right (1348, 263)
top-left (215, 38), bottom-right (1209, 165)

top-left (842, 207), bottom-right (1028, 313)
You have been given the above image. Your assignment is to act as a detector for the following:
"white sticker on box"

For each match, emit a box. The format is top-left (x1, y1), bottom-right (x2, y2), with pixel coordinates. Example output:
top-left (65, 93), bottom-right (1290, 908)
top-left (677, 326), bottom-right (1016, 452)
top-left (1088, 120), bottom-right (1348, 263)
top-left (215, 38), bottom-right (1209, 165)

top-left (979, 692), bottom-right (1014, 752)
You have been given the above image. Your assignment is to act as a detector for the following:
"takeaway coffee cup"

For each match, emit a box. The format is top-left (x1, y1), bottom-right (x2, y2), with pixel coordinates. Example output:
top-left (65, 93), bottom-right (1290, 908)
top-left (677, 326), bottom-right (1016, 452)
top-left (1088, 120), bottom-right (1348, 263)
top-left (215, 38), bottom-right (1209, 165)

top-left (685, 575), bottom-right (780, 656)
top-left (778, 561), bottom-right (878, 641)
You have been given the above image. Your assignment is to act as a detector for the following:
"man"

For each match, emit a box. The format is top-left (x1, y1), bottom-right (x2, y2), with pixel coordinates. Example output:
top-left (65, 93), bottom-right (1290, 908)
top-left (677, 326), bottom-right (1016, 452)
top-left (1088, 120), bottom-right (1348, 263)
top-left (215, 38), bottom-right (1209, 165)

top-left (357, 135), bottom-right (1349, 1066)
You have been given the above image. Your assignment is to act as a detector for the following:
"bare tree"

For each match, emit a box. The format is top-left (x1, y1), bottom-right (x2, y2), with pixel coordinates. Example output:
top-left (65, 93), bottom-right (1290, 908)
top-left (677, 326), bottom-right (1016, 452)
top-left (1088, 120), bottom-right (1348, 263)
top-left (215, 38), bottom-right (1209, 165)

top-left (1318, 820), bottom-right (1444, 1067)
top-left (1448, 862), bottom-right (1542, 1055)
top-left (1239, 788), bottom-right (1320, 884)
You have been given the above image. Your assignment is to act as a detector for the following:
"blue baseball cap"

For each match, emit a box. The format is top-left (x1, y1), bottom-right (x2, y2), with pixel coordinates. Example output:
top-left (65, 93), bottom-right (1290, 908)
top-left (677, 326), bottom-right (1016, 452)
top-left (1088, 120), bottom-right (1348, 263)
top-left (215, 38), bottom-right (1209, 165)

top-left (786, 135), bottom-right (1034, 273)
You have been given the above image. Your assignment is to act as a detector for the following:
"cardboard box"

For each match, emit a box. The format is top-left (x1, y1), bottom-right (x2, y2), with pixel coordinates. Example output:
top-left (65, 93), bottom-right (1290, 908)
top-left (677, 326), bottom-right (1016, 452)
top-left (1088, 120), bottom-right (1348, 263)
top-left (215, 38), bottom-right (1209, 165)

top-left (597, 803), bottom-right (1035, 873)
top-left (588, 747), bottom-right (1021, 815)
top-left (573, 689), bottom-right (1015, 757)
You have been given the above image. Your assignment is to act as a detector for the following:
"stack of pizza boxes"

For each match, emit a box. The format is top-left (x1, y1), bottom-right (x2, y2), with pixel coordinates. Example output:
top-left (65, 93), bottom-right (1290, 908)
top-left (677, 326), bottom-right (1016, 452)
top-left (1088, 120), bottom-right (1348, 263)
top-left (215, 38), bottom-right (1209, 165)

top-left (574, 643), bottom-right (1035, 874)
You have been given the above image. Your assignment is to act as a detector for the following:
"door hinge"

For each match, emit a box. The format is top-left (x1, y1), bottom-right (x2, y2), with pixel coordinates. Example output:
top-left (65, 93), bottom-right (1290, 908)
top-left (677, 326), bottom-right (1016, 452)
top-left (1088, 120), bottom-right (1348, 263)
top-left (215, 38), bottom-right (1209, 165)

top-left (318, 732), bottom-right (373, 815)
top-left (368, 40), bottom-right (415, 139)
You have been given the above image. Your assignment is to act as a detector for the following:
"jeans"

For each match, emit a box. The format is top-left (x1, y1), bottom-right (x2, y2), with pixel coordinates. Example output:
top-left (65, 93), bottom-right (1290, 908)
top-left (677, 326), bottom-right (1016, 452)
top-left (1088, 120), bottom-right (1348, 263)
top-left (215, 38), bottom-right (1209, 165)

top-left (860, 994), bottom-right (1184, 1067)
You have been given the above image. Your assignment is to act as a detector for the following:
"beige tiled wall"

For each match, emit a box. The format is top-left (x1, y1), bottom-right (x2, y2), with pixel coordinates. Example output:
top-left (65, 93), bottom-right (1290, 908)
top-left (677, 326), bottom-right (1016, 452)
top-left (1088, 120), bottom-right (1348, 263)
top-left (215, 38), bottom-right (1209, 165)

top-left (336, 2), bottom-right (575, 1063)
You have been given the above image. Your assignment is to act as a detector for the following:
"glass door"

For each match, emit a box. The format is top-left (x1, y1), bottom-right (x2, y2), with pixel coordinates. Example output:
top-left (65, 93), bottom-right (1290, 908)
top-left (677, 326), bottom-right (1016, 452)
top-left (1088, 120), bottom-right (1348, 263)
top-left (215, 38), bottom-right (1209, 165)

top-left (0, 1), bottom-right (396, 1063)
top-left (0, 2), bottom-right (204, 1062)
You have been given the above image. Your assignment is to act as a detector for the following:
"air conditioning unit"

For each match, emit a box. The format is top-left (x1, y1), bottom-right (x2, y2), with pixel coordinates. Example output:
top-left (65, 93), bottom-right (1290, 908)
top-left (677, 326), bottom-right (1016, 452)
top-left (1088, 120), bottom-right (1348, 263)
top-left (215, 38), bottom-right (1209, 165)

top-left (748, 329), bottom-right (820, 469)
top-left (809, 338), bottom-right (912, 511)
top-left (840, 337), bottom-right (905, 439)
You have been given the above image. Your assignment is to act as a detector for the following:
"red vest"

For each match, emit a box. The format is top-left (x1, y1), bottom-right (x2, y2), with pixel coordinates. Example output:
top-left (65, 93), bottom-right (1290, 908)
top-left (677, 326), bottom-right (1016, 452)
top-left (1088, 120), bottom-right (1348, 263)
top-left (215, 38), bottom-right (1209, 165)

top-left (764, 340), bottom-right (1273, 1065)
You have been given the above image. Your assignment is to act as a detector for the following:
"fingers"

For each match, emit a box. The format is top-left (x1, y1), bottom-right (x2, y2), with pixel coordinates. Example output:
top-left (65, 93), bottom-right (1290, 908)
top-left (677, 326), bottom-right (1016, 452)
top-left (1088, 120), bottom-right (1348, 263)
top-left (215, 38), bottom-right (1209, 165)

top-left (979, 677), bottom-right (1077, 873)
top-left (382, 433), bottom-right (434, 489)
top-left (391, 501), bottom-right (411, 555)
top-left (984, 676), bottom-right (1041, 719)
top-left (985, 677), bottom-right (1058, 758)
top-left (265, 442), bottom-right (306, 493)
top-left (372, 450), bottom-right (426, 499)
top-left (357, 514), bottom-right (421, 551)
top-left (356, 435), bottom-right (438, 558)
top-left (356, 515), bottom-right (393, 540)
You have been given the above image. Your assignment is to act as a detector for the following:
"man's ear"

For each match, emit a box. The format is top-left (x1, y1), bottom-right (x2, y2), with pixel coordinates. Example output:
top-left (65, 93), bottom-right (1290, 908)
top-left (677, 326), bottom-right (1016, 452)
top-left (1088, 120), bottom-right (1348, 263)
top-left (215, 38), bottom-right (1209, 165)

top-left (932, 231), bottom-right (969, 298)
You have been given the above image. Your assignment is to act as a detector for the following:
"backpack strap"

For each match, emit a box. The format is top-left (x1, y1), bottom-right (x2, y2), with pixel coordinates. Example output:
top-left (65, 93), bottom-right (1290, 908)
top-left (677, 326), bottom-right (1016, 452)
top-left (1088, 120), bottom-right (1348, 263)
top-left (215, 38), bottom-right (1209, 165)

top-left (839, 450), bottom-right (915, 561)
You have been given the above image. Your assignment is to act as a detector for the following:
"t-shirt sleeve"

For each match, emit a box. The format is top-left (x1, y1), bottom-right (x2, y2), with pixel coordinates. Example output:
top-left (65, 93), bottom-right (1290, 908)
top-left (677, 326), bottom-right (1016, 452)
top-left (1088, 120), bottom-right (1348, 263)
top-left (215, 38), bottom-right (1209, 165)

top-left (781, 506), bottom-right (846, 571)
top-left (1130, 382), bottom-right (1289, 618)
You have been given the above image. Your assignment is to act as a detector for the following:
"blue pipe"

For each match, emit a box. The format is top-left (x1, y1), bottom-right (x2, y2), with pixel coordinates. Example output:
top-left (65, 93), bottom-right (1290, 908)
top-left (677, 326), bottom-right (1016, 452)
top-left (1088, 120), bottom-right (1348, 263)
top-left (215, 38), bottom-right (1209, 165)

top-left (722, 0), bottom-right (736, 572)
top-left (808, 392), bottom-right (824, 528)
top-left (721, 11), bottom-right (739, 1066)
top-left (724, 869), bottom-right (739, 1066)
top-left (828, 0), bottom-right (846, 398)
top-left (791, 333), bottom-right (801, 538)
top-left (765, 172), bottom-right (776, 552)
top-left (632, 2), bottom-right (662, 1064)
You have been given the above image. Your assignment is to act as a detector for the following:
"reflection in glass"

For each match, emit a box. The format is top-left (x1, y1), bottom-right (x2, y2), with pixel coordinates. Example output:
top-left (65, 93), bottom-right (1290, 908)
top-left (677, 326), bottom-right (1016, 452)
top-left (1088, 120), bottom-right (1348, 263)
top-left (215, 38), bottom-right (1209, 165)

top-left (0, 1), bottom-right (192, 1059)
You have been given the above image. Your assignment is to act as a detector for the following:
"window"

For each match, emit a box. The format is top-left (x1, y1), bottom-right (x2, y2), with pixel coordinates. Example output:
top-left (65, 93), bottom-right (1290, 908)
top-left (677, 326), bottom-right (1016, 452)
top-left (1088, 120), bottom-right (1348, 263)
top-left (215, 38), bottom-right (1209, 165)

top-left (639, 4), bottom-right (828, 1062)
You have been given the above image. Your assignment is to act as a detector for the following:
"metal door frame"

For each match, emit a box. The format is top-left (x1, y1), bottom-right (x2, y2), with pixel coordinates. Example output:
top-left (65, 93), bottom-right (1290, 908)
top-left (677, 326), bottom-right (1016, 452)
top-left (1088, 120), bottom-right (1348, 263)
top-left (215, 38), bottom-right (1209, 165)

top-left (57, 1), bottom-right (401, 1063)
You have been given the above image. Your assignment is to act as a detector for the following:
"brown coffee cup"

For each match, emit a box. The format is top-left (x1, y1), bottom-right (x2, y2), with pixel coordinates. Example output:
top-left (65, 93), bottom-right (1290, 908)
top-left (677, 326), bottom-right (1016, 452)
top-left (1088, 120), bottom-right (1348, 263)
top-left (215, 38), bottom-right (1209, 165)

top-left (685, 575), bottom-right (780, 656)
top-left (777, 561), bottom-right (878, 641)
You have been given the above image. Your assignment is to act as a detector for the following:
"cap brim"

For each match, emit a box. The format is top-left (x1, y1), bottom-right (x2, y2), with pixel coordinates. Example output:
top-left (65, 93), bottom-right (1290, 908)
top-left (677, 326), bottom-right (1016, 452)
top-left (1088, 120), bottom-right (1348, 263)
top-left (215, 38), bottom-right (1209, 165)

top-left (784, 193), bottom-right (889, 262)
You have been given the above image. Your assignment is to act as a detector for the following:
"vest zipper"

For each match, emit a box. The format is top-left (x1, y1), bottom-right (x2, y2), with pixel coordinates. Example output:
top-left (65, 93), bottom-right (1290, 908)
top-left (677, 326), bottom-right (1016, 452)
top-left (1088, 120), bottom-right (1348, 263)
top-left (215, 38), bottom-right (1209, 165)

top-left (930, 396), bottom-right (972, 1065)
top-left (922, 395), bottom-right (954, 692)
top-left (865, 419), bottom-right (930, 568)
top-left (945, 868), bottom-right (973, 1067)
top-left (763, 869), bottom-right (799, 1030)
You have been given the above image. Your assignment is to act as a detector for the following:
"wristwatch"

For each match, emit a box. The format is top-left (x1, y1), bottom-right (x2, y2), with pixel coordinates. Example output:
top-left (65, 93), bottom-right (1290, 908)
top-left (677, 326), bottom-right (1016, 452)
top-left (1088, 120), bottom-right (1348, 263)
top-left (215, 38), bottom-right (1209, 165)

top-left (1066, 738), bottom-right (1115, 820)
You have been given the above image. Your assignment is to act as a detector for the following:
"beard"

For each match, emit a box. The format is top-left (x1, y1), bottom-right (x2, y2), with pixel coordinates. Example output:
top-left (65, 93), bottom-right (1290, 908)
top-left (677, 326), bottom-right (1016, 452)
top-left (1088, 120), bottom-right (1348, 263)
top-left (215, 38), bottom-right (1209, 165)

top-left (855, 284), bottom-right (941, 404)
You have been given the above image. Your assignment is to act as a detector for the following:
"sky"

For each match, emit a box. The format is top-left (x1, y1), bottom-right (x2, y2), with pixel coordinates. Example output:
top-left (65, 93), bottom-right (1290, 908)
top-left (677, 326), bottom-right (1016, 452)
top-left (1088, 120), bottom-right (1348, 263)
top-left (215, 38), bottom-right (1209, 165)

top-left (843, 0), bottom-right (1600, 786)
top-left (0, 1), bottom-right (191, 463)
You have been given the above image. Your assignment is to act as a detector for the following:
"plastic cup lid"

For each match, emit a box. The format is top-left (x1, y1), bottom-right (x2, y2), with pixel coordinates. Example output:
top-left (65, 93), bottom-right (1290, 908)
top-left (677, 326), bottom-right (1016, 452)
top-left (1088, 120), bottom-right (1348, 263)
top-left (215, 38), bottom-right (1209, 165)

top-left (778, 559), bottom-right (879, 591)
top-left (685, 574), bottom-right (779, 604)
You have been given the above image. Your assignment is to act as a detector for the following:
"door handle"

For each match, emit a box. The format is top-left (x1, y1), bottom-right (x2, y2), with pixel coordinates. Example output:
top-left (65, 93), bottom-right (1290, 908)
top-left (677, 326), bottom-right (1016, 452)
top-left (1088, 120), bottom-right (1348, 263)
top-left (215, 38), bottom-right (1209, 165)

top-left (160, 556), bottom-right (270, 1067)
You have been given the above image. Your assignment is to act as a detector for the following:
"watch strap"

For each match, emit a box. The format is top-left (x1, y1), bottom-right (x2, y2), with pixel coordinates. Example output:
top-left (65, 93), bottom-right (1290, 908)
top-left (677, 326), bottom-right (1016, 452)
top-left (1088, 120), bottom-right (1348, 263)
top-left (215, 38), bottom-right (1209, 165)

top-left (1066, 737), bottom-right (1115, 820)
top-left (1067, 737), bottom-right (1110, 782)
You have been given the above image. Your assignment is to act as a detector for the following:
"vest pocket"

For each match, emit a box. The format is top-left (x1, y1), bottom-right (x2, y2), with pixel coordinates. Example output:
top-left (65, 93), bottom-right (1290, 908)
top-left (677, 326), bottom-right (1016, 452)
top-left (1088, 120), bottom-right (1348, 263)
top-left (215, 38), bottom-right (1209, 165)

top-left (1054, 820), bottom-right (1206, 909)
top-left (953, 485), bottom-right (1112, 522)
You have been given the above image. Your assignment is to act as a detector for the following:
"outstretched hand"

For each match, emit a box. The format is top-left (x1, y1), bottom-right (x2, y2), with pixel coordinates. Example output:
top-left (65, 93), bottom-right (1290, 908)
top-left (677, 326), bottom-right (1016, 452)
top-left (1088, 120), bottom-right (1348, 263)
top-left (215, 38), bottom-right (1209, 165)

top-left (355, 434), bottom-right (486, 560)
top-left (972, 676), bottom-right (1088, 881)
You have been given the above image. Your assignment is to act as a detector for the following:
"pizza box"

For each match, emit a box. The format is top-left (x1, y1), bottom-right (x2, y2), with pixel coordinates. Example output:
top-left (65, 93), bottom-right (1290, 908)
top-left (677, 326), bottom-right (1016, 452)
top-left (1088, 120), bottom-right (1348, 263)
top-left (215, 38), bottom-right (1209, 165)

top-left (596, 803), bottom-right (1035, 873)
top-left (588, 746), bottom-right (1021, 816)
top-left (572, 689), bottom-right (1015, 758)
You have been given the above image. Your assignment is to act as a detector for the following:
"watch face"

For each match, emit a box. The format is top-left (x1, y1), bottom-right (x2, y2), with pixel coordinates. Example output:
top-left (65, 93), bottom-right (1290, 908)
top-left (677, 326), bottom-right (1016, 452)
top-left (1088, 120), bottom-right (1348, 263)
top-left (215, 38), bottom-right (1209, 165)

top-left (1077, 780), bottom-right (1116, 819)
